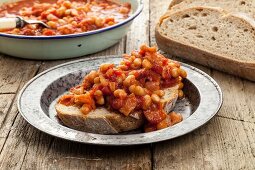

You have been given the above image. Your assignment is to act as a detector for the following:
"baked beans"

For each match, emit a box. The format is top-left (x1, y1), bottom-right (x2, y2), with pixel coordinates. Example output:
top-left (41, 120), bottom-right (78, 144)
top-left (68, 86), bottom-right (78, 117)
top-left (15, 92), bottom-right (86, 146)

top-left (58, 44), bottom-right (187, 132)
top-left (0, 0), bottom-right (131, 36)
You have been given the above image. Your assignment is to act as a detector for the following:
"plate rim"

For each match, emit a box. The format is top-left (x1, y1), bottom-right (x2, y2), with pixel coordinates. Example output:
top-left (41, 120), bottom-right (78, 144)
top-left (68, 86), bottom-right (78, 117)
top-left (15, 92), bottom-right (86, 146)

top-left (17, 55), bottom-right (223, 145)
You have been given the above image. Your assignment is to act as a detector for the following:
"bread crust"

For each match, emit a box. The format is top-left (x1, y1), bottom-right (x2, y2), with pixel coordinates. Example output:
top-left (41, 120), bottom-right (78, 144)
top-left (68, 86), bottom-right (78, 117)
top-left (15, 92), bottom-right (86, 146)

top-left (55, 85), bottom-right (179, 134)
top-left (168, 0), bottom-right (184, 9)
top-left (156, 6), bottom-right (255, 81)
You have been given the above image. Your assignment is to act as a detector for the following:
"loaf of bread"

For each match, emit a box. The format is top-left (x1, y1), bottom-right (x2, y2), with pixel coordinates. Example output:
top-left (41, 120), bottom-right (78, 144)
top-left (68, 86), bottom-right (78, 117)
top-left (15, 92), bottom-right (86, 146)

top-left (156, 6), bottom-right (255, 81)
top-left (168, 0), bottom-right (255, 19)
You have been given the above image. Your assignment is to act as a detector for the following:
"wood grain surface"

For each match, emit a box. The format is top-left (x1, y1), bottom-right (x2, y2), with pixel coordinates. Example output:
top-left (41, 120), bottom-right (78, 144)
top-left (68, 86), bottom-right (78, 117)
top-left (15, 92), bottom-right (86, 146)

top-left (0, 0), bottom-right (254, 169)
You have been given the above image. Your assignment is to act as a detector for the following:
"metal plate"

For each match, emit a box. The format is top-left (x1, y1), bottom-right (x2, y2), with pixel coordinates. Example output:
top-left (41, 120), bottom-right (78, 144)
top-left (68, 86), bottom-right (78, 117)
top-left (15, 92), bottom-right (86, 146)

top-left (18, 56), bottom-right (223, 145)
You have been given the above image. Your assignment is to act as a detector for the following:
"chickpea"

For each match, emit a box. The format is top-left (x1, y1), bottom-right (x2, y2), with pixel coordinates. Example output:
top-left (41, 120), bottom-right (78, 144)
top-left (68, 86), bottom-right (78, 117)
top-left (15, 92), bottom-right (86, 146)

top-left (108, 21), bottom-right (114, 25)
top-left (128, 70), bottom-right (138, 77)
top-left (143, 95), bottom-right (152, 109)
top-left (56, 6), bottom-right (66, 17)
top-left (109, 82), bottom-right (116, 92)
top-left (151, 94), bottom-right (160, 103)
top-left (178, 82), bottom-right (184, 90)
top-left (94, 77), bottom-right (100, 84)
top-left (133, 58), bottom-right (142, 67)
top-left (123, 75), bottom-right (135, 87)
top-left (129, 84), bottom-right (136, 93)
top-left (142, 59), bottom-right (152, 69)
top-left (47, 21), bottom-right (57, 29)
top-left (116, 77), bottom-right (123, 84)
top-left (83, 3), bottom-right (91, 12)
top-left (100, 63), bottom-right (114, 73)
top-left (114, 89), bottom-right (127, 99)
top-left (58, 19), bottom-right (66, 25)
top-left (134, 86), bottom-right (145, 96)
top-left (71, 21), bottom-right (78, 27)
top-left (99, 75), bottom-right (108, 86)
top-left (96, 96), bottom-right (105, 105)
top-left (120, 60), bottom-right (126, 65)
top-left (171, 68), bottom-right (179, 78)
top-left (105, 68), bottom-right (114, 77)
top-left (177, 76), bottom-right (183, 82)
top-left (168, 62), bottom-right (176, 67)
top-left (95, 17), bottom-right (104, 27)
top-left (65, 9), bottom-right (71, 15)
top-left (70, 9), bottom-right (78, 16)
top-left (179, 68), bottom-right (187, 78)
top-left (80, 104), bottom-right (91, 115)
top-left (148, 46), bottom-right (157, 53)
top-left (118, 65), bottom-right (128, 70)
top-left (87, 70), bottom-right (98, 82)
top-left (63, 1), bottom-right (72, 8)
top-left (119, 7), bottom-right (129, 14)
top-left (178, 90), bottom-right (184, 98)
top-left (94, 90), bottom-right (103, 97)
top-left (47, 14), bottom-right (58, 21)
top-left (153, 90), bottom-right (165, 97)
top-left (129, 55), bottom-right (136, 62)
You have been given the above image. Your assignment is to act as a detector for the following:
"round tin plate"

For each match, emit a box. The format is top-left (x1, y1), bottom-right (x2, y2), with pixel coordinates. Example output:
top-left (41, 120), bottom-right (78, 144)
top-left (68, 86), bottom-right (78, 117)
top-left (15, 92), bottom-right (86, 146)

top-left (18, 56), bottom-right (222, 145)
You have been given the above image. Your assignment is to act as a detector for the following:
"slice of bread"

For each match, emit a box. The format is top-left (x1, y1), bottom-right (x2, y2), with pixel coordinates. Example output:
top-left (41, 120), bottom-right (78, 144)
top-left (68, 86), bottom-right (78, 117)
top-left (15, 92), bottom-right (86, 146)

top-left (156, 6), bottom-right (255, 81)
top-left (168, 0), bottom-right (255, 19)
top-left (55, 85), bottom-right (179, 134)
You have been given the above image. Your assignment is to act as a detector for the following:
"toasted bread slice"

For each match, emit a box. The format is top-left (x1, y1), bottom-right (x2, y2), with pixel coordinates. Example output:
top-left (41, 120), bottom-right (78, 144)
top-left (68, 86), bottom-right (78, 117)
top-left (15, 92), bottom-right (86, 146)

top-left (55, 84), bottom-right (179, 134)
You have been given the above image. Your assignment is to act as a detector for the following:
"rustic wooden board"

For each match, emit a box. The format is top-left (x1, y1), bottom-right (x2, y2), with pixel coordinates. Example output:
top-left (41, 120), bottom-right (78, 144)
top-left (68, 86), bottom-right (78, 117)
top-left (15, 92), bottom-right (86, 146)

top-left (212, 71), bottom-right (255, 123)
top-left (153, 116), bottom-right (255, 169)
top-left (0, 55), bottom-right (40, 93)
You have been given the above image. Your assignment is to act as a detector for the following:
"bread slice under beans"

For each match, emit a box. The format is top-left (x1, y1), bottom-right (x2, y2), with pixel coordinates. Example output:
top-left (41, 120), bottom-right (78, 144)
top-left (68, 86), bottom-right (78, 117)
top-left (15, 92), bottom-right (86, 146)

top-left (55, 85), bottom-right (179, 134)
top-left (168, 0), bottom-right (255, 19)
top-left (156, 7), bottom-right (255, 81)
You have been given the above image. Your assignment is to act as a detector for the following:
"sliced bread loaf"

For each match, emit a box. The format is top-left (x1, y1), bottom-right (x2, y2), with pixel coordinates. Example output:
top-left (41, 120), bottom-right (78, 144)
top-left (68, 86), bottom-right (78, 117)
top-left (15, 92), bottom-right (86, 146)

top-left (168, 0), bottom-right (255, 19)
top-left (156, 6), bottom-right (255, 81)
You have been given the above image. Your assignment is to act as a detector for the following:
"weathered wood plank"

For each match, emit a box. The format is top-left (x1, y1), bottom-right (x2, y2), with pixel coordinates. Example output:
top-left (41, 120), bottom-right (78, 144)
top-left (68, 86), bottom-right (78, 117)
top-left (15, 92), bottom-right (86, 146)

top-left (0, 94), bottom-right (15, 148)
top-left (126, 0), bottom-right (150, 53)
top-left (24, 136), bottom-right (151, 170)
top-left (0, 114), bottom-right (35, 170)
top-left (212, 71), bottom-right (255, 123)
top-left (0, 55), bottom-right (40, 93)
top-left (0, 54), bottom-right (41, 164)
top-left (153, 117), bottom-right (255, 169)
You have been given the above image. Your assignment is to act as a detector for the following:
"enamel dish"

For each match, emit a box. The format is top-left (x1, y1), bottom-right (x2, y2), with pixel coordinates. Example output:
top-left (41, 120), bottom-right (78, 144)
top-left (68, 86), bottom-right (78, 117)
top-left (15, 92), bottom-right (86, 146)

top-left (0, 0), bottom-right (143, 60)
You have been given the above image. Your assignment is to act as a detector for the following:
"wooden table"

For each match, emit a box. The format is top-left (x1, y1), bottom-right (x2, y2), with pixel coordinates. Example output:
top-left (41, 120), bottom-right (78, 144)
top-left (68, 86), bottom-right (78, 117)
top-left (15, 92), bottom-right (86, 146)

top-left (0, 1), bottom-right (254, 169)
